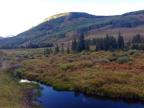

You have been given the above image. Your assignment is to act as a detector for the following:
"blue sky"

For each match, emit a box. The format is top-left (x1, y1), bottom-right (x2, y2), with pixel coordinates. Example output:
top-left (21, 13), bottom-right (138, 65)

top-left (0, 0), bottom-right (144, 37)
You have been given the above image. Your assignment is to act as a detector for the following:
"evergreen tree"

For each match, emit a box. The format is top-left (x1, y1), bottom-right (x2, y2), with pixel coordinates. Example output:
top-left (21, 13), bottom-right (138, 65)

top-left (67, 46), bottom-right (70, 54)
top-left (85, 40), bottom-right (90, 51)
top-left (54, 44), bottom-right (59, 54)
top-left (131, 34), bottom-right (144, 50)
top-left (66, 43), bottom-right (70, 54)
top-left (71, 38), bottom-right (77, 52)
top-left (132, 34), bottom-right (142, 43)
top-left (95, 35), bottom-right (118, 51)
top-left (44, 48), bottom-right (52, 56)
top-left (110, 36), bottom-right (118, 51)
top-left (105, 34), bottom-right (109, 50)
top-left (117, 32), bottom-right (124, 49)
top-left (92, 38), bottom-right (97, 45)
top-left (77, 33), bottom-right (86, 52)
top-left (61, 43), bottom-right (64, 53)
top-left (96, 38), bottom-right (104, 51)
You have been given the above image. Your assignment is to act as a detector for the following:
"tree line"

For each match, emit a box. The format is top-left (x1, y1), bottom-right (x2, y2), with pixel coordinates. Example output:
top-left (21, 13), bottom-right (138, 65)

top-left (68, 32), bottom-right (124, 52)
top-left (44, 33), bottom-right (144, 55)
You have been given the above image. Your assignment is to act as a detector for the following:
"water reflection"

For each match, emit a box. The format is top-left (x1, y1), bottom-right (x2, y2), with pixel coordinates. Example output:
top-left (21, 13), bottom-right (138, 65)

top-left (37, 84), bottom-right (144, 108)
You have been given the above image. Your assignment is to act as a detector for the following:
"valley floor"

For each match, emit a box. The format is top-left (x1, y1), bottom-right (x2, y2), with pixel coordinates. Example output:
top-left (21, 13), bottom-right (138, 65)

top-left (0, 51), bottom-right (40, 108)
top-left (2, 48), bottom-right (144, 103)
top-left (0, 70), bottom-right (38, 108)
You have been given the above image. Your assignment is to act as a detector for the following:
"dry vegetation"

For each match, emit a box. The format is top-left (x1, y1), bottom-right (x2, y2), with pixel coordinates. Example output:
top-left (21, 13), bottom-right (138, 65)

top-left (0, 71), bottom-right (23, 108)
top-left (8, 48), bottom-right (144, 101)
top-left (0, 69), bottom-right (39, 108)
top-left (0, 50), bottom-right (40, 108)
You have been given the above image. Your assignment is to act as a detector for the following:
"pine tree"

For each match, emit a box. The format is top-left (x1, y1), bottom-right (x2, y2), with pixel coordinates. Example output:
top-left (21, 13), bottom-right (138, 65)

top-left (96, 38), bottom-right (104, 51)
top-left (110, 36), bottom-right (118, 51)
top-left (95, 35), bottom-right (118, 51)
top-left (44, 48), bottom-right (52, 56)
top-left (54, 44), bottom-right (59, 54)
top-left (105, 34), bottom-right (109, 51)
top-left (77, 33), bottom-right (86, 52)
top-left (85, 40), bottom-right (90, 51)
top-left (61, 43), bottom-right (64, 53)
top-left (71, 38), bottom-right (77, 52)
top-left (66, 43), bottom-right (70, 54)
top-left (117, 32), bottom-right (124, 49)
top-left (67, 47), bottom-right (70, 54)
top-left (132, 34), bottom-right (142, 43)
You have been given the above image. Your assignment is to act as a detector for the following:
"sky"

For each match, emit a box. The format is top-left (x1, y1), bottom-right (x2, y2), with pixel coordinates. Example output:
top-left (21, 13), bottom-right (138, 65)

top-left (0, 0), bottom-right (144, 37)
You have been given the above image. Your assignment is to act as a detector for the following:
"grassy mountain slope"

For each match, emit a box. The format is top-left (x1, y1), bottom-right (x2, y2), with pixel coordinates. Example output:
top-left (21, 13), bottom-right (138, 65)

top-left (1, 10), bottom-right (144, 48)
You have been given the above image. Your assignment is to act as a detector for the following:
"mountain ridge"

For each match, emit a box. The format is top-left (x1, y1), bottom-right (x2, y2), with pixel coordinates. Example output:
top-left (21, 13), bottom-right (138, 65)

top-left (0, 10), bottom-right (144, 48)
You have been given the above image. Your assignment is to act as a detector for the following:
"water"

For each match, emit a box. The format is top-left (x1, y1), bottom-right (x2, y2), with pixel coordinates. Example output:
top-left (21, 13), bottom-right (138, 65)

top-left (20, 79), bottom-right (37, 84)
top-left (37, 84), bottom-right (144, 108)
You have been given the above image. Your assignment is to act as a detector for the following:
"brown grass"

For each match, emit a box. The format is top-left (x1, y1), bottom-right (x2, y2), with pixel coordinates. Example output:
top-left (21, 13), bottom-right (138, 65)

top-left (7, 49), bottom-right (144, 101)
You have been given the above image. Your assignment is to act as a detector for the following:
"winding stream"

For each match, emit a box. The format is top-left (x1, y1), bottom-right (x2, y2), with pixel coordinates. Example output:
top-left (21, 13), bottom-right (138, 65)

top-left (37, 84), bottom-right (144, 108)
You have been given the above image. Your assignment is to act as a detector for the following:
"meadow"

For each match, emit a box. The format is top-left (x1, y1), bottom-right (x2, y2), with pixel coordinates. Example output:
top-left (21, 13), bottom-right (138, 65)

top-left (5, 48), bottom-right (144, 101)
top-left (0, 50), bottom-right (40, 108)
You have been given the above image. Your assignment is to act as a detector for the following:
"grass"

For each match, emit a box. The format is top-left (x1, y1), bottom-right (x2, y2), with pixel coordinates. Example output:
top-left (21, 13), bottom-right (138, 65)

top-left (0, 70), bottom-right (40, 108)
top-left (0, 50), bottom-right (40, 108)
top-left (3, 48), bottom-right (144, 101)
top-left (0, 70), bottom-right (24, 108)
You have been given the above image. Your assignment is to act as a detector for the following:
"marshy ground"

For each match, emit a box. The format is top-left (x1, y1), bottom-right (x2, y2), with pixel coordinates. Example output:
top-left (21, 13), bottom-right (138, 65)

top-left (3, 48), bottom-right (144, 102)
top-left (0, 51), bottom-right (40, 108)
top-left (1, 48), bottom-right (144, 108)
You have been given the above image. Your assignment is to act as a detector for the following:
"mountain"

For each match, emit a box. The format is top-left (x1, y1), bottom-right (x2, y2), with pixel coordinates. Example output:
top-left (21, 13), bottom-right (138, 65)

top-left (1, 10), bottom-right (144, 48)
top-left (0, 37), bottom-right (4, 40)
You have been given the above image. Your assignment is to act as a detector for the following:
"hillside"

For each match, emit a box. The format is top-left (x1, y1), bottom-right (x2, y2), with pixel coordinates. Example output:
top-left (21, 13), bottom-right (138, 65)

top-left (0, 37), bottom-right (4, 40)
top-left (1, 10), bottom-right (144, 48)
